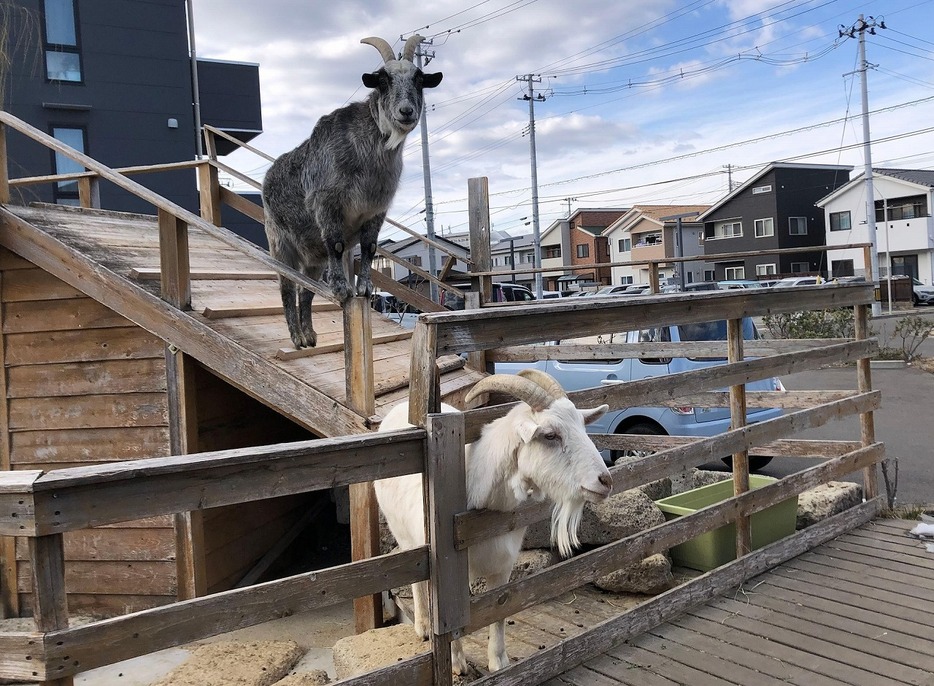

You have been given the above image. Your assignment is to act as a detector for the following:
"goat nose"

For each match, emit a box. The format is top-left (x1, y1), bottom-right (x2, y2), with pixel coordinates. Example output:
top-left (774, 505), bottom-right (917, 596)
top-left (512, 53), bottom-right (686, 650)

top-left (599, 473), bottom-right (612, 489)
top-left (399, 105), bottom-right (414, 117)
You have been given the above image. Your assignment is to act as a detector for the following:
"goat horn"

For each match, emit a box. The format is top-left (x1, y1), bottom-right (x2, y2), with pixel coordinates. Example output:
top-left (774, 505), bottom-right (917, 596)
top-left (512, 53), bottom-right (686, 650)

top-left (360, 36), bottom-right (395, 63)
top-left (517, 369), bottom-right (567, 401)
top-left (465, 374), bottom-right (553, 412)
top-left (402, 34), bottom-right (424, 62)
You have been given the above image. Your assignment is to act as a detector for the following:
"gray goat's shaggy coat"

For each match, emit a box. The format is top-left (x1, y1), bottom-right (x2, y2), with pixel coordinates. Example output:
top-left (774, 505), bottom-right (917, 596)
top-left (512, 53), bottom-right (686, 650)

top-left (262, 35), bottom-right (442, 348)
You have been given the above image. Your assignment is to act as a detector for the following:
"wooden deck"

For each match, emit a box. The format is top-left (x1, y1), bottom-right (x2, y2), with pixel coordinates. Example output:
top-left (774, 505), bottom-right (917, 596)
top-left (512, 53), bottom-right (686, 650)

top-left (529, 518), bottom-right (934, 686)
top-left (0, 203), bottom-right (485, 437)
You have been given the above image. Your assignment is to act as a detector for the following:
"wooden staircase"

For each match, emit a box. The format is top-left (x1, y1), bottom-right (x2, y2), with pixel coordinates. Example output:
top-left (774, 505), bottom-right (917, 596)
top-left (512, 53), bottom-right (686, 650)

top-left (0, 202), bottom-right (484, 439)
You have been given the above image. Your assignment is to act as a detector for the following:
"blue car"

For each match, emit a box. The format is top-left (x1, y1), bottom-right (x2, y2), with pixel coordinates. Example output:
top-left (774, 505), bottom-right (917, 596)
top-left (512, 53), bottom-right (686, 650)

top-left (495, 318), bottom-right (784, 470)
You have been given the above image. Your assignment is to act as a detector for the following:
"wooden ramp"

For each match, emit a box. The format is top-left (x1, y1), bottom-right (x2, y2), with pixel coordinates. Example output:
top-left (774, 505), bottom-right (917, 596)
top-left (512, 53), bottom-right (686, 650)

top-left (0, 203), bottom-right (484, 437)
top-left (531, 518), bottom-right (934, 686)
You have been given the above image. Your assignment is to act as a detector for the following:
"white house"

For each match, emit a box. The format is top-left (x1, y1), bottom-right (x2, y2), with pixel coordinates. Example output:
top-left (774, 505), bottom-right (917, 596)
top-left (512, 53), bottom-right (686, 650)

top-left (818, 168), bottom-right (934, 284)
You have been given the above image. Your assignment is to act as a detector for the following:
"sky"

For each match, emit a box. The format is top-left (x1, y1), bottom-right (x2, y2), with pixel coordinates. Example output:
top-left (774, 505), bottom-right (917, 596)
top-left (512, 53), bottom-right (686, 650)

top-left (190, 0), bottom-right (934, 243)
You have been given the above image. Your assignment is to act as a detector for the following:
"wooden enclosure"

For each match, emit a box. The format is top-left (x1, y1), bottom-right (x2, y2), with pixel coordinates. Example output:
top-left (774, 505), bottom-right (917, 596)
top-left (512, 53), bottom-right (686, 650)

top-left (0, 110), bottom-right (890, 686)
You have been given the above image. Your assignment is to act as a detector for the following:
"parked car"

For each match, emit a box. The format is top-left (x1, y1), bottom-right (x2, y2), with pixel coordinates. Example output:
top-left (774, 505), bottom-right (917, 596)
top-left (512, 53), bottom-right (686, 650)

top-left (717, 280), bottom-right (765, 290)
top-left (495, 317), bottom-right (784, 470)
top-left (682, 282), bottom-right (719, 292)
top-left (594, 285), bottom-right (633, 296)
top-left (441, 282), bottom-right (535, 310)
top-left (912, 278), bottom-right (934, 306)
top-left (772, 276), bottom-right (822, 288)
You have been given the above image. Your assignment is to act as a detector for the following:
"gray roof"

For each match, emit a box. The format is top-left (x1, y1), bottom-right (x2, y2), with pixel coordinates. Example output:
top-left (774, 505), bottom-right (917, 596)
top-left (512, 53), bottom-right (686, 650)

top-left (875, 168), bottom-right (934, 188)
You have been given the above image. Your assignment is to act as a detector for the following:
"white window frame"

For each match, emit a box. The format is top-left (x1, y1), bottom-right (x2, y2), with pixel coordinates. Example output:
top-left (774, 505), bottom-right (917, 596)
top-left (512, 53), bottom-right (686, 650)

top-left (704, 269), bottom-right (716, 281)
top-left (754, 218), bottom-right (774, 238)
top-left (789, 217), bottom-right (808, 235)
top-left (756, 263), bottom-right (777, 276)
top-left (724, 266), bottom-right (746, 280)
top-left (712, 221), bottom-right (742, 239)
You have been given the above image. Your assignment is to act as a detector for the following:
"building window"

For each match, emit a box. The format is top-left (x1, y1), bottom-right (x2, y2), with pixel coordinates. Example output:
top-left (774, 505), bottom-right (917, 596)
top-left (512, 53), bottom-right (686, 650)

top-left (752, 185), bottom-right (772, 195)
top-left (711, 221), bottom-right (742, 239)
top-left (790, 261), bottom-right (809, 273)
top-left (620, 275), bottom-right (633, 284)
top-left (754, 218), bottom-right (774, 238)
top-left (406, 255), bottom-right (422, 267)
top-left (829, 211), bottom-right (851, 231)
top-left (51, 126), bottom-right (86, 205)
top-left (876, 195), bottom-right (928, 222)
top-left (789, 217), bottom-right (807, 235)
top-left (637, 232), bottom-right (662, 246)
top-left (756, 263), bottom-right (777, 276)
top-left (43, 0), bottom-right (82, 82)
top-left (832, 260), bottom-right (855, 277)
top-left (618, 237), bottom-right (631, 252)
top-left (576, 244), bottom-right (589, 258)
top-left (704, 269), bottom-right (715, 281)
top-left (724, 265), bottom-right (745, 280)
top-left (543, 244), bottom-right (561, 259)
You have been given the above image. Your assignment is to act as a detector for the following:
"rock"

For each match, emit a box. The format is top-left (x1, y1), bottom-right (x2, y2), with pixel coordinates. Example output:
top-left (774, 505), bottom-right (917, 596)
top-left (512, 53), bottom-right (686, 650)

top-left (594, 553), bottom-right (674, 595)
top-left (275, 671), bottom-right (331, 685)
top-left (797, 481), bottom-right (863, 529)
top-left (692, 469), bottom-right (732, 489)
top-left (612, 456), bottom-right (672, 500)
top-left (150, 640), bottom-right (304, 686)
top-left (333, 625), bottom-right (428, 680)
top-left (524, 489), bottom-right (666, 549)
top-left (471, 549), bottom-right (558, 594)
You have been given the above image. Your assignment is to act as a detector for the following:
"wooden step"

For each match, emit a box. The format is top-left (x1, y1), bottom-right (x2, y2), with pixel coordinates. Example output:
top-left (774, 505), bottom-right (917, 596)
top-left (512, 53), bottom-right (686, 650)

top-left (201, 302), bottom-right (340, 319)
top-left (275, 330), bottom-right (414, 361)
top-left (130, 267), bottom-right (277, 281)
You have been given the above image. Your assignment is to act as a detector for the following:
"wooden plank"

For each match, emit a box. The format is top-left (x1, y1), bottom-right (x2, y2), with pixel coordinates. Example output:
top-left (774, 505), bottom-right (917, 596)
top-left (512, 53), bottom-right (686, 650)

top-left (202, 305), bottom-right (282, 319)
top-left (0, 269), bottom-right (18, 618)
top-left (15, 527), bottom-right (175, 562)
top-left (3, 326), bottom-right (165, 366)
top-left (727, 317), bottom-right (751, 559)
top-left (2, 297), bottom-right (132, 334)
top-left (219, 186), bottom-right (264, 223)
top-left (19, 560), bottom-right (177, 596)
top-left (854, 303), bottom-right (879, 500)
top-left (11, 427), bottom-right (170, 464)
top-left (275, 330), bottom-right (413, 361)
top-left (19, 430), bottom-right (426, 535)
top-left (0, 268), bottom-right (84, 302)
top-left (158, 208), bottom-right (191, 310)
top-left (130, 267), bottom-right (276, 281)
top-left (6, 358), bottom-right (167, 399)
top-left (28, 535), bottom-right (68, 630)
top-left (334, 651), bottom-right (433, 686)
top-left (8, 393), bottom-right (168, 431)
top-left (0, 631), bottom-right (47, 682)
top-left (42, 548), bottom-right (429, 676)
top-left (198, 160), bottom-right (222, 227)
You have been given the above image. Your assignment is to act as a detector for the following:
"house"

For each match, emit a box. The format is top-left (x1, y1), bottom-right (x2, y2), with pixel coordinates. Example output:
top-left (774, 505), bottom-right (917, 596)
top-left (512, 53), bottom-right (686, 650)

top-left (539, 209), bottom-right (627, 291)
top-left (818, 168), bottom-right (934, 284)
top-left (605, 205), bottom-right (709, 287)
top-left (373, 233), bottom-right (469, 296)
top-left (491, 232), bottom-right (536, 289)
top-left (3, 0), bottom-right (261, 217)
top-left (697, 163), bottom-right (852, 281)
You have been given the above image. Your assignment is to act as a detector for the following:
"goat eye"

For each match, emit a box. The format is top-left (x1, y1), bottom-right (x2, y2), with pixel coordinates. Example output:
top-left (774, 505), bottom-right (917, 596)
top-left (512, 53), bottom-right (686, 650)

top-left (542, 431), bottom-right (559, 442)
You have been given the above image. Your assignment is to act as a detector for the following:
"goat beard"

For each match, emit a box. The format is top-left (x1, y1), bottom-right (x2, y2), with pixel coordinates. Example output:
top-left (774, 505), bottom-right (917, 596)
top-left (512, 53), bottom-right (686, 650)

top-left (550, 499), bottom-right (585, 559)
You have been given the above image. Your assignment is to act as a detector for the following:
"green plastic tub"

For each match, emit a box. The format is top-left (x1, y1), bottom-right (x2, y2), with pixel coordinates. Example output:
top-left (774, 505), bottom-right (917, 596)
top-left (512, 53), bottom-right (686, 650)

top-left (655, 475), bottom-right (797, 572)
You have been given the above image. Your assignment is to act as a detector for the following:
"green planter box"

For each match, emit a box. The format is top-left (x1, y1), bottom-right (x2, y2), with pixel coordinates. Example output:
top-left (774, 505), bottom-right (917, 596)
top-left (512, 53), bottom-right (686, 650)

top-left (655, 475), bottom-right (797, 572)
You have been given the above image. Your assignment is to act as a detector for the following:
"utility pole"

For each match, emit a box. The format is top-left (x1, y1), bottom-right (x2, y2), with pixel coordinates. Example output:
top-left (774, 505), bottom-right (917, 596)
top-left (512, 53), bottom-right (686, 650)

top-left (415, 39), bottom-right (439, 302)
top-left (518, 74), bottom-right (545, 298)
top-left (840, 14), bottom-right (886, 315)
top-left (723, 164), bottom-right (735, 192)
top-left (563, 197), bottom-right (578, 217)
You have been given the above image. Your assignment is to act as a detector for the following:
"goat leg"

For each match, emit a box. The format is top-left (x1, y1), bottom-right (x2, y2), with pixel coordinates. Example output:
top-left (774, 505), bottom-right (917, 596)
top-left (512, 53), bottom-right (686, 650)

top-left (355, 213), bottom-right (384, 298)
top-left (484, 569), bottom-right (512, 671)
top-left (278, 277), bottom-right (312, 349)
top-left (297, 287), bottom-right (317, 348)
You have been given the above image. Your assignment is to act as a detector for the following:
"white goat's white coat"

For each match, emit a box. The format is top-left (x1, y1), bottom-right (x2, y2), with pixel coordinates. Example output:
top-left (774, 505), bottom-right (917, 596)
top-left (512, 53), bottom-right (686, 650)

top-left (375, 376), bottom-right (611, 674)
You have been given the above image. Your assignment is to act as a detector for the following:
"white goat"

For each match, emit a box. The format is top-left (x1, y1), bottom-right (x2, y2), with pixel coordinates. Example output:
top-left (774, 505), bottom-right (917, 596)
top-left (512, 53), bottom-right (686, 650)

top-left (375, 369), bottom-right (612, 674)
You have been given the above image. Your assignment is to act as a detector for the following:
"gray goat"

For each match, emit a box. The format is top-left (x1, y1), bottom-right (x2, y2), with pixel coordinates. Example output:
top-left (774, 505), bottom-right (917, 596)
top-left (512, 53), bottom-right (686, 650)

top-left (262, 35), bottom-right (442, 348)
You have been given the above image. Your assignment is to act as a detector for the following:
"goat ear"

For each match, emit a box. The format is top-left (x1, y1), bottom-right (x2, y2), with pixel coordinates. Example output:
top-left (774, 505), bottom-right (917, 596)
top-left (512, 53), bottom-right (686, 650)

top-left (362, 72), bottom-right (380, 88)
top-left (581, 405), bottom-right (609, 426)
top-left (516, 418), bottom-right (540, 444)
top-left (422, 72), bottom-right (443, 89)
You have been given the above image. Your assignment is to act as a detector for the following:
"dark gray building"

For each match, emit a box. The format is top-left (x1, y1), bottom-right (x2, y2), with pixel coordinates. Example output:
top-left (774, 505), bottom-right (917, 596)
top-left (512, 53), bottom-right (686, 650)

top-left (698, 163), bottom-right (852, 280)
top-left (2, 0), bottom-right (261, 216)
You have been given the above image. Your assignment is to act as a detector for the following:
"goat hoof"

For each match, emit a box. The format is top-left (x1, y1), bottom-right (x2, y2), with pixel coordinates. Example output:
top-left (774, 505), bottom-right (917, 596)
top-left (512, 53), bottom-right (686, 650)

top-left (290, 330), bottom-right (316, 349)
top-left (488, 652), bottom-right (510, 672)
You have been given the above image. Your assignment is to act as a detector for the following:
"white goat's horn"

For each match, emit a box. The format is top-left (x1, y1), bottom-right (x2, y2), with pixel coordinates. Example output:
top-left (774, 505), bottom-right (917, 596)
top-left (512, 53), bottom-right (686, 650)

top-left (517, 369), bottom-right (567, 401)
top-left (465, 374), bottom-right (553, 412)
top-left (361, 36), bottom-right (395, 63)
top-left (402, 34), bottom-right (424, 62)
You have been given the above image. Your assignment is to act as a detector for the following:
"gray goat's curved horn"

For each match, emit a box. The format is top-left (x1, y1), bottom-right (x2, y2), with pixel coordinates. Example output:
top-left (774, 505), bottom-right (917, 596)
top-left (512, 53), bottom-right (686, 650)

top-left (517, 368), bottom-right (567, 401)
top-left (402, 34), bottom-right (424, 62)
top-left (465, 374), bottom-right (553, 412)
top-left (361, 36), bottom-right (395, 63)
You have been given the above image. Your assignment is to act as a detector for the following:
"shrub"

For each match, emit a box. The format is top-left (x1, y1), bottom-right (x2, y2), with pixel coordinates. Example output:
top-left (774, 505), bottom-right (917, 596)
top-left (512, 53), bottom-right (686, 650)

top-left (763, 308), bottom-right (855, 340)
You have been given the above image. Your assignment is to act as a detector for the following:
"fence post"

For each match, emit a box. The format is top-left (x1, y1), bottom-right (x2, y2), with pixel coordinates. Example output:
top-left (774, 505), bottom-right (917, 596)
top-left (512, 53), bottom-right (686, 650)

top-left (466, 177), bottom-right (492, 373)
top-left (29, 534), bottom-right (74, 685)
top-left (344, 297), bottom-right (382, 632)
top-left (158, 208), bottom-right (191, 310)
top-left (197, 160), bottom-right (222, 226)
top-left (727, 317), bottom-right (751, 557)
top-left (77, 176), bottom-right (100, 209)
top-left (0, 123), bottom-right (9, 204)
top-left (426, 412), bottom-right (469, 686)
top-left (854, 303), bottom-right (879, 499)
